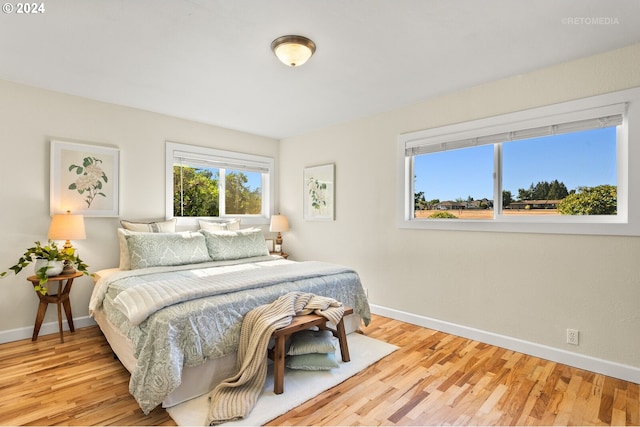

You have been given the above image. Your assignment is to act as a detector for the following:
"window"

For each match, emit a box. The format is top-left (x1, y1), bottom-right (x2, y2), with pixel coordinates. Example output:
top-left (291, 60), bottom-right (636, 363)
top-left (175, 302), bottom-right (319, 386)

top-left (398, 88), bottom-right (640, 235)
top-left (166, 142), bottom-right (274, 226)
top-left (501, 127), bottom-right (617, 218)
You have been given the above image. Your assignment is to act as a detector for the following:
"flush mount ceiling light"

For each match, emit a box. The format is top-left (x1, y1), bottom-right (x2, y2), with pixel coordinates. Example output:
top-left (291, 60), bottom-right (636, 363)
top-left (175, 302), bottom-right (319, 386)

top-left (271, 35), bottom-right (316, 67)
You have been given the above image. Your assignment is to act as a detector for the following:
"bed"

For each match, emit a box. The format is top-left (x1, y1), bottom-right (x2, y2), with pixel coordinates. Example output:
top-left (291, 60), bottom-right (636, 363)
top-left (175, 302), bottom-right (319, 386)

top-left (88, 225), bottom-right (371, 415)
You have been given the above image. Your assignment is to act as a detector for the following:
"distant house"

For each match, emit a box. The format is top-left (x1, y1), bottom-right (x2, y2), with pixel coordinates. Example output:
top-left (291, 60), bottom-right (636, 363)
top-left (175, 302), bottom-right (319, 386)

top-left (436, 199), bottom-right (493, 210)
top-left (436, 201), bottom-right (466, 210)
top-left (508, 199), bottom-right (561, 210)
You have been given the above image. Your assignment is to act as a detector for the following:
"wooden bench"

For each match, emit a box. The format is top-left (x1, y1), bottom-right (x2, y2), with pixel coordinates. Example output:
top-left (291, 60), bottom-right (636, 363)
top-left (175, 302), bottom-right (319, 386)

top-left (268, 306), bottom-right (353, 394)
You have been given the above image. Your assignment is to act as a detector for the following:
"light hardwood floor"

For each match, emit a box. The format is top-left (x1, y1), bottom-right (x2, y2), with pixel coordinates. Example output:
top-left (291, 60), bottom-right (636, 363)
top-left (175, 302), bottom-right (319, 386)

top-left (0, 314), bottom-right (638, 426)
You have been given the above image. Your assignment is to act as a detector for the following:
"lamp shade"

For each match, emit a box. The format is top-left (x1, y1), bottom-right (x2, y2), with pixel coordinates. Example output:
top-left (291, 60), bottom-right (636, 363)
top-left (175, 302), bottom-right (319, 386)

top-left (271, 35), bottom-right (316, 67)
top-left (48, 210), bottom-right (86, 241)
top-left (269, 214), bottom-right (289, 233)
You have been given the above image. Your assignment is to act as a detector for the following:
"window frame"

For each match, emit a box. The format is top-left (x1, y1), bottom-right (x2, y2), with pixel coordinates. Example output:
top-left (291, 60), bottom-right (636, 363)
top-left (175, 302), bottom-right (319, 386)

top-left (166, 141), bottom-right (275, 227)
top-left (397, 87), bottom-right (640, 236)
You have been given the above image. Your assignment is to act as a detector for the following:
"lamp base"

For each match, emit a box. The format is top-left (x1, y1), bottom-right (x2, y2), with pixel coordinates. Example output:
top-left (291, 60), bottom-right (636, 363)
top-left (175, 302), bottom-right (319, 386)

top-left (62, 263), bottom-right (76, 275)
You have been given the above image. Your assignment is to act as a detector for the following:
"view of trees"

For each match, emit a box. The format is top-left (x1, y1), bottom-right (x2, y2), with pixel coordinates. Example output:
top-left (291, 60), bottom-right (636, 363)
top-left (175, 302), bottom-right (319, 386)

top-left (224, 172), bottom-right (262, 215)
top-left (173, 166), bottom-right (261, 216)
top-left (516, 180), bottom-right (570, 201)
top-left (557, 184), bottom-right (617, 215)
top-left (415, 179), bottom-right (617, 216)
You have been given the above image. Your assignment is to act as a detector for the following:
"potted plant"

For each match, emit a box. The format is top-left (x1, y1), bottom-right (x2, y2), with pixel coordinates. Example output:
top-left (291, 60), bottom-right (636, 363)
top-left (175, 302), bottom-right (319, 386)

top-left (1, 240), bottom-right (91, 294)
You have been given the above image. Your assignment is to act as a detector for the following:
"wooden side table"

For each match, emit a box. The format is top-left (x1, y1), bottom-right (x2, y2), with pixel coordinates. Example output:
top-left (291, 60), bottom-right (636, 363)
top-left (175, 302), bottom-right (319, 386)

top-left (27, 271), bottom-right (83, 343)
top-left (270, 252), bottom-right (289, 259)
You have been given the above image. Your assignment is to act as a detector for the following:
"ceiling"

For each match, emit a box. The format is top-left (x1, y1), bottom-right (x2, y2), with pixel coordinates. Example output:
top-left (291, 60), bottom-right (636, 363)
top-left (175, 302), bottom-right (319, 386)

top-left (1, 0), bottom-right (639, 139)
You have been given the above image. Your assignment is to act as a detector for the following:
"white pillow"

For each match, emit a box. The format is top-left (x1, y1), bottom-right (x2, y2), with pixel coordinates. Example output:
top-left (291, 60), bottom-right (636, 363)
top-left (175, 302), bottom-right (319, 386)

top-left (120, 218), bottom-right (176, 232)
top-left (117, 228), bottom-right (137, 270)
top-left (198, 219), bottom-right (240, 231)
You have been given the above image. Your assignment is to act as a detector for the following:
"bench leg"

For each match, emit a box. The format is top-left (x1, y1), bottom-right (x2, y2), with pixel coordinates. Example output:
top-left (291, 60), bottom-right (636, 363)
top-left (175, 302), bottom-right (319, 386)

top-left (336, 319), bottom-right (350, 362)
top-left (273, 335), bottom-right (286, 394)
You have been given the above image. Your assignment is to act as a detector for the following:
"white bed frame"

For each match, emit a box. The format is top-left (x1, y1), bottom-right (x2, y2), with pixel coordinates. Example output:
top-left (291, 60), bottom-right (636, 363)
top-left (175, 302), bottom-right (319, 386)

top-left (94, 304), bottom-right (362, 407)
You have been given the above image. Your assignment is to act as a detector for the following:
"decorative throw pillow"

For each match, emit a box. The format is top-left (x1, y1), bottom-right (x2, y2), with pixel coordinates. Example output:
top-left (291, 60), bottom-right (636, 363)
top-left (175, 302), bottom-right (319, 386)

top-left (198, 219), bottom-right (240, 231)
top-left (117, 220), bottom-right (178, 269)
top-left (125, 231), bottom-right (211, 269)
top-left (120, 218), bottom-right (176, 232)
top-left (287, 330), bottom-right (338, 356)
top-left (285, 352), bottom-right (340, 371)
top-left (201, 228), bottom-right (269, 261)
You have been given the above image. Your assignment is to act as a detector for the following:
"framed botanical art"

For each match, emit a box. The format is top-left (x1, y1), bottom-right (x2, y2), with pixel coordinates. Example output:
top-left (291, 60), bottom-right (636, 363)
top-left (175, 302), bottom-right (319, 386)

top-left (303, 163), bottom-right (335, 221)
top-left (50, 140), bottom-right (120, 217)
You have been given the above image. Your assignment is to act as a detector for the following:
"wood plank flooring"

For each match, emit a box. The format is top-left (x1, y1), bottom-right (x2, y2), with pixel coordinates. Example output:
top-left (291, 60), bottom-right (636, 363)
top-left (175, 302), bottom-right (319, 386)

top-left (0, 314), bottom-right (637, 426)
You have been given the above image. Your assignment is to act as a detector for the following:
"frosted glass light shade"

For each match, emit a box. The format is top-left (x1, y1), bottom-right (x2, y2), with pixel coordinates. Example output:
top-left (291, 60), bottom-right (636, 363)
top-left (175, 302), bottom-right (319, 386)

top-left (271, 35), bottom-right (316, 67)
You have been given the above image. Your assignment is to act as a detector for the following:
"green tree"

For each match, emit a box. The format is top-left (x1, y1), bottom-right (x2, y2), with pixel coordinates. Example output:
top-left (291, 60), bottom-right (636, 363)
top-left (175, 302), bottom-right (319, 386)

top-left (174, 168), bottom-right (262, 216)
top-left (547, 179), bottom-right (569, 200)
top-left (557, 185), bottom-right (617, 215)
top-left (502, 190), bottom-right (513, 208)
top-left (173, 167), bottom-right (219, 216)
top-left (429, 211), bottom-right (458, 219)
top-left (518, 184), bottom-right (534, 201)
top-left (414, 191), bottom-right (427, 210)
top-left (225, 172), bottom-right (262, 214)
top-left (517, 180), bottom-right (569, 201)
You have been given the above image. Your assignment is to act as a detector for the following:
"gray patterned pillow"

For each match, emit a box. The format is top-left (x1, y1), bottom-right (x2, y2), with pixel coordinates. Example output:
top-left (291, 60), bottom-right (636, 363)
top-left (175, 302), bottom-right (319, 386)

top-left (202, 228), bottom-right (269, 261)
top-left (125, 231), bottom-right (211, 269)
top-left (285, 352), bottom-right (339, 371)
top-left (287, 330), bottom-right (338, 355)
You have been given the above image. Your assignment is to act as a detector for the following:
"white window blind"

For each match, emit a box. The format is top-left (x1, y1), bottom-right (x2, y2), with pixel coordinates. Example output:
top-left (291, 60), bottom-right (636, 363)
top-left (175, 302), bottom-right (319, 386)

top-left (404, 103), bottom-right (625, 156)
top-left (173, 151), bottom-right (270, 174)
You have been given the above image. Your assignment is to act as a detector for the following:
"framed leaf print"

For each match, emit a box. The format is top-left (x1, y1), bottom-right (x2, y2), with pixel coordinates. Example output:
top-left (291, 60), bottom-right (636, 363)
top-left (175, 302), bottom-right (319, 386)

top-left (303, 163), bottom-right (334, 221)
top-left (50, 140), bottom-right (120, 217)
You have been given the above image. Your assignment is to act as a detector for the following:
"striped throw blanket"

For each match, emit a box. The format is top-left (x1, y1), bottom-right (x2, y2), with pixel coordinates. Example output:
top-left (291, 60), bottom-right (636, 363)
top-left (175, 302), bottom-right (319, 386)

top-left (206, 292), bottom-right (344, 425)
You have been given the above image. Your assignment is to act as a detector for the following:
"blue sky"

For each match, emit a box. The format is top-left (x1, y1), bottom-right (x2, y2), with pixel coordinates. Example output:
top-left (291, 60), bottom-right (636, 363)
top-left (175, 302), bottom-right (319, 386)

top-left (202, 168), bottom-right (262, 191)
top-left (414, 127), bottom-right (617, 201)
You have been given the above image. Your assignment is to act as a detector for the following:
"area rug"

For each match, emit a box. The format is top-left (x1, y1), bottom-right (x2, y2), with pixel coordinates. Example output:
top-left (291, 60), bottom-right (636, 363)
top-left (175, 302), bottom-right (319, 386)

top-left (166, 333), bottom-right (398, 426)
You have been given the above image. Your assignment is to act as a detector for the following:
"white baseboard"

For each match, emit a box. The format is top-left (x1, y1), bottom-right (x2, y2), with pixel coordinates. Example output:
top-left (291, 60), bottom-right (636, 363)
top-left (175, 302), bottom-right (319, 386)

top-left (371, 304), bottom-right (640, 384)
top-left (0, 316), bottom-right (97, 344)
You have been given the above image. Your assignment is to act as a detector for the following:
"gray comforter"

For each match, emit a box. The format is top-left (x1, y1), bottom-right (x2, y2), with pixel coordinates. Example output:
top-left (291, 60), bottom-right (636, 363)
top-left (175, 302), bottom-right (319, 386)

top-left (89, 257), bottom-right (371, 414)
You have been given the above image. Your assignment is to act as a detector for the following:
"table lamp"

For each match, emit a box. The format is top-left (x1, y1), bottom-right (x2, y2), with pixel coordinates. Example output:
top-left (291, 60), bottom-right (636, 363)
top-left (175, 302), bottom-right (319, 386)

top-left (269, 214), bottom-right (289, 254)
top-left (48, 210), bottom-right (86, 274)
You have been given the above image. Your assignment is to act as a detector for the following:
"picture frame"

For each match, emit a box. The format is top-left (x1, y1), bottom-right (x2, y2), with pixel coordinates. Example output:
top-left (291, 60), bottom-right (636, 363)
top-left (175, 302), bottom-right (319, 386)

top-left (303, 163), bottom-right (335, 221)
top-left (265, 239), bottom-right (275, 252)
top-left (50, 140), bottom-right (120, 217)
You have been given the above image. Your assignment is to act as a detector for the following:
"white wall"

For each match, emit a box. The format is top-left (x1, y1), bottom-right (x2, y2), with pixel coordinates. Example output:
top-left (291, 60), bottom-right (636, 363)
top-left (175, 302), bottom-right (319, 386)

top-left (279, 43), bottom-right (640, 379)
top-left (0, 80), bottom-right (279, 338)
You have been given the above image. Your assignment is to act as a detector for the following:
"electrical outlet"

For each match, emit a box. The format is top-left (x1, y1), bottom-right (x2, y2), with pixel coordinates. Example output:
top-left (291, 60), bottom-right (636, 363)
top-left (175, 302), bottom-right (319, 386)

top-left (566, 328), bottom-right (579, 345)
